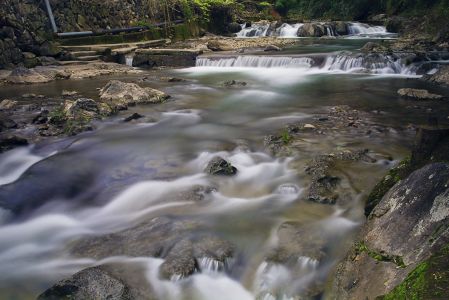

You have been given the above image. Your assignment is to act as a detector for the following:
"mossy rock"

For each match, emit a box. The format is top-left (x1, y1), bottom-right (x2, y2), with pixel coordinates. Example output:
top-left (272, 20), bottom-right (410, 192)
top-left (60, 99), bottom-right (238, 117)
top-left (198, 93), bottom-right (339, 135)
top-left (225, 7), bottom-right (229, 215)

top-left (377, 243), bottom-right (449, 300)
top-left (365, 157), bottom-right (412, 216)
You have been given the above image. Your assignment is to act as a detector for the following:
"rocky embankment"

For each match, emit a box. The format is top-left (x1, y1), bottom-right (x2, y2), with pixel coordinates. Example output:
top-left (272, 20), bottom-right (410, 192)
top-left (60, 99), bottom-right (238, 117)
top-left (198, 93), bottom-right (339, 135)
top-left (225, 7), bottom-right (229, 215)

top-left (329, 128), bottom-right (449, 299)
top-left (0, 79), bottom-right (168, 153)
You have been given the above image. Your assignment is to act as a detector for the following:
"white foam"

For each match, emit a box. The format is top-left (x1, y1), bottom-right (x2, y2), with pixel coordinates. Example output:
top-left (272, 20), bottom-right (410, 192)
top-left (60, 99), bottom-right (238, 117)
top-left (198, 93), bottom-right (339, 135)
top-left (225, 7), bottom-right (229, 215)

top-left (0, 148), bottom-right (55, 186)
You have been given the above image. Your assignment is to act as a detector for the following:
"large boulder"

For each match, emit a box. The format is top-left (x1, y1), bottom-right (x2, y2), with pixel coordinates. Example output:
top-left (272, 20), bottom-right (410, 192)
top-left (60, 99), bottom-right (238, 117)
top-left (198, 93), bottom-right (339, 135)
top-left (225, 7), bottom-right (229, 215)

top-left (99, 80), bottom-right (170, 110)
top-left (331, 163), bottom-right (449, 299)
top-left (298, 23), bottom-right (326, 37)
top-left (38, 264), bottom-right (156, 300)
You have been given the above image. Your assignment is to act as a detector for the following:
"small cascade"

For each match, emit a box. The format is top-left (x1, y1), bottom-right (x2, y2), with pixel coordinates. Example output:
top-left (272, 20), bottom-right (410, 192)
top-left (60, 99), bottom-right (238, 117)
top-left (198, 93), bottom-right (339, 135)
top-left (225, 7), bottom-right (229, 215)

top-left (125, 55), bottom-right (134, 67)
top-left (277, 23), bottom-right (303, 38)
top-left (236, 21), bottom-right (390, 38)
top-left (198, 257), bottom-right (233, 273)
top-left (323, 53), bottom-right (417, 74)
top-left (237, 23), bottom-right (271, 38)
top-left (196, 56), bottom-right (315, 68)
top-left (324, 24), bottom-right (336, 37)
top-left (195, 53), bottom-right (419, 75)
top-left (348, 22), bottom-right (387, 35)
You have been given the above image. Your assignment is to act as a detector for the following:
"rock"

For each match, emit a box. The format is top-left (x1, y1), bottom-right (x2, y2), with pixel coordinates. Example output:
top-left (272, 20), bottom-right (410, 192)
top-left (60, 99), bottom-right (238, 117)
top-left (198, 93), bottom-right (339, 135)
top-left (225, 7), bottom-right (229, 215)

top-left (361, 42), bottom-right (389, 53)
top-left (424, 65), bottom-right (449, 86)
top-left (38, 263), bottom-right (156, 300)
top-left (62, 90), bottom-right (78, 96)
top-left (223, 80), bottom-right (247, 87)
top-left (207, 40), bottom-right (233, 51)
top-left (298, 23), bottom-right (325, 37)
top-left (63, 98), bottom-right (100, 121)
top-left (332, 162), bottom-right (449, 299)
top-left (304, 124), bottom-right (316, 129)
top-left (32, 110), bottom-right (49, 124)
top-left (0, 99), bottom-right (18, 110)
top-left (5, 67), bottom-right (50, 84)
top-left (99, 80), bottom-right (170, 110)
top-left (306, 150), bottom-right (374, 205)
top-left (334, 21), bottom-right (348, 35)
top-left (377, 243), bottom-right (449, 299)
top-left (0, 118), bottom-right (18, 131)
top-left (71, 216), bottom-right (235, 280)
top-left (0, 135), bottom-right (28, 153)
top-left (227, 22), bottom-right (242, 34)
top-left (264, 45), bottom-right (281, 52)
top-left (204, 156), bottom-right (238, 176)
top-left (397, 88), bottom-right (443, 100)
top-left (37, 267), bottom-right (131, 300)
top-left (123, 113), bottom-right (144, 122)
top-left (267, 222), bottom-right (326, 265)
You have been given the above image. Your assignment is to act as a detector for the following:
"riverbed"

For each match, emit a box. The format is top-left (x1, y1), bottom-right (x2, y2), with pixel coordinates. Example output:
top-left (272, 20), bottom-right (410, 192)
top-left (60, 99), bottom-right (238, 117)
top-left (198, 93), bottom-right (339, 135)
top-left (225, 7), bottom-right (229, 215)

top-left (0, 34), bottom-right (449, 299)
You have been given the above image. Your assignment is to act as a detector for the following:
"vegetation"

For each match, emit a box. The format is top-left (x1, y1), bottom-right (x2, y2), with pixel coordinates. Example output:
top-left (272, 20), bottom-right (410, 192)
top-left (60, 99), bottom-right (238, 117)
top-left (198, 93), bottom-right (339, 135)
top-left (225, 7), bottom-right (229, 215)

top-left (355, 241), bottom-right (406, 268)
top-left (272, 0), bottom-right (449, 20)
top-left (378, 244), bottom-right (449, 300)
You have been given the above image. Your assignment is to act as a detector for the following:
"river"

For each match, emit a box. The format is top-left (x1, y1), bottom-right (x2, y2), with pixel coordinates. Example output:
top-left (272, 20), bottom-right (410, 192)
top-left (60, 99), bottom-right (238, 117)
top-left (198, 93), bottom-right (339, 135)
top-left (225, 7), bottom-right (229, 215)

top-left (0, 26), bottom-right (448, 299)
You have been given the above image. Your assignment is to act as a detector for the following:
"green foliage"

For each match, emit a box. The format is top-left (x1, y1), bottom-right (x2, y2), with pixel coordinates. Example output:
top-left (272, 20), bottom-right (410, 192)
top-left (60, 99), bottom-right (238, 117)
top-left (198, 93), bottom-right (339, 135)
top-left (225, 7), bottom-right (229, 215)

top-left (273, 0), bottom-right (448, 20)
top-left (180, 0), bottom-right (236, 21)
top-left (281, 130), bottom-right (292, 145)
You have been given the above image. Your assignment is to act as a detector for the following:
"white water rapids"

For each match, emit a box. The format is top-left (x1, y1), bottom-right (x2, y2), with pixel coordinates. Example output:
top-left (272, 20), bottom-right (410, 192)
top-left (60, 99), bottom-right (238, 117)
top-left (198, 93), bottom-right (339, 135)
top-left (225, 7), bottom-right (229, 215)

top-left (194, 53), bottom-right (420, 76)
top-left (236, 21), bottom-right (391, 38)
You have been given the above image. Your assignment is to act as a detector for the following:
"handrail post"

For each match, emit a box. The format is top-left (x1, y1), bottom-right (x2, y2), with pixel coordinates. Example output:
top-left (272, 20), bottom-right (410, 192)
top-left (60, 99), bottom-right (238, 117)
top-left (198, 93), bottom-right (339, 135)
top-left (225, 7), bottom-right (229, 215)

top-left (44, 0), bottom-right (58, 33)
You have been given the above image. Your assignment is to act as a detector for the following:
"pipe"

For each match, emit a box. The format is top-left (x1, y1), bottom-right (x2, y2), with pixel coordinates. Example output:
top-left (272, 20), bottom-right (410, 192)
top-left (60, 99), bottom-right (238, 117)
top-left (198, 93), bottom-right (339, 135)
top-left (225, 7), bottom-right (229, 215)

top-left (56, 20), bottom-right (185, 38)
top-left (44, 0), bottom-right (58, 33)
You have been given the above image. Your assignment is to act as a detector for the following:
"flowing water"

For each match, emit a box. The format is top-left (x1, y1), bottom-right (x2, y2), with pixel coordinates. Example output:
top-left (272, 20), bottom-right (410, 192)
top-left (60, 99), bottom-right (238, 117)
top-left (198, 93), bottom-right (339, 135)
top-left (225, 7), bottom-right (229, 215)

top-left (236, 22), bottom-right (395, 39)
top-left (0, 37), bottom-right (449, 299)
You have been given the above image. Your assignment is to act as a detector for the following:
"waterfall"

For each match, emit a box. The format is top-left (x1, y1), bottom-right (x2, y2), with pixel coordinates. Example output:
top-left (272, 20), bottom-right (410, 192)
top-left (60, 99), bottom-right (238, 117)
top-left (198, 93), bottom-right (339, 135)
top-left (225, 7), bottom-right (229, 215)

top-left (348, 22), bottom-right (387, 35)
top-left (196, 56), bottom-right (315, 68)
top-left (277, 23), bottom-right (303, 38)
top-left (236, 22), bottom-right (389, 38)
top-left (195, 53), bottom-right (418, 75)
top-left (125, 55), bottom-right (134, 67)
top-left (236, 23), bottom-right (271, 38)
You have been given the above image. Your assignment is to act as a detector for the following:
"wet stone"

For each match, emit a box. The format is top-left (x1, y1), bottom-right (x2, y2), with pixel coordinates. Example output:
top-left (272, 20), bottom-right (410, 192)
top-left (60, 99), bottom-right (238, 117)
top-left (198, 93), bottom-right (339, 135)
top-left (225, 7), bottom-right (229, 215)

top-left (205, 157), bottom-right (238, 176)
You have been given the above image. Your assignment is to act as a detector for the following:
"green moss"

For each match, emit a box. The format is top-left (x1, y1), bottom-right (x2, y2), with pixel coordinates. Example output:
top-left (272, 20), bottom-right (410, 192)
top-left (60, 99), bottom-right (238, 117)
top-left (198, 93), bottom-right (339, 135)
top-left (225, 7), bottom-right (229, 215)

top-left (281, 130), bottom-right (292, 145)
top-left (365, 156), bottom-right (411, 217)
top-left (355, 241), bottom-right (406, 268)
top-left (378, 244), bottom-right (449, 300)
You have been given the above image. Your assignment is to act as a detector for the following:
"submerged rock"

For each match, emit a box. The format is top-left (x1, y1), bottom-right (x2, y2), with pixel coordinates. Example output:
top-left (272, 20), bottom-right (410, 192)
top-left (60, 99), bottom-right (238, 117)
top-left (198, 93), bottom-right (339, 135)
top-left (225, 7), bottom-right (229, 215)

top-left (0, 135), bottom-right (28, 153)
top-left (72, 216), bottom-right (235, 281)
top-left (397, 88), bottom-right (443, 100)
top-left (0, 99), bottom-right (18, 110)
top-left (0, 118), bottom-right (18, 131)
top-left (264, 45), bottom-right (281, 52)
top-left (62, 90), bottom-right (78, 96)
top-left (223, 80), bottom-right (247, 87)
top-left (99, 80), bottom-right (170, 110)
top-left (123, 113), bottom-right (144, 122)
top-left (204, 157), bottom-right (238, 176)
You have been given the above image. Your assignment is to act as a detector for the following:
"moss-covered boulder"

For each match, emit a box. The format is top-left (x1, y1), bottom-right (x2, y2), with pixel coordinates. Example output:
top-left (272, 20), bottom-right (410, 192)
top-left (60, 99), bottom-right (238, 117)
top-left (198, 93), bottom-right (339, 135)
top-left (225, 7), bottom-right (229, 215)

top-left (377, 243), bottom-right (449, 300)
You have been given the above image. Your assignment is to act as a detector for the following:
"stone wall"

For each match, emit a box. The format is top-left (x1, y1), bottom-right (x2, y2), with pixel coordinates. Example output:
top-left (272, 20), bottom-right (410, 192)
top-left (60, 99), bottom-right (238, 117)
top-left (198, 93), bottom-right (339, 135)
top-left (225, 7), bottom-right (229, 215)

top-left (0, 0), bottom-right (182, 69)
